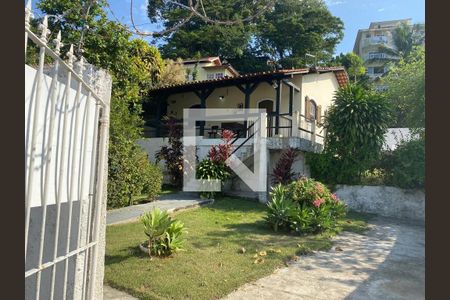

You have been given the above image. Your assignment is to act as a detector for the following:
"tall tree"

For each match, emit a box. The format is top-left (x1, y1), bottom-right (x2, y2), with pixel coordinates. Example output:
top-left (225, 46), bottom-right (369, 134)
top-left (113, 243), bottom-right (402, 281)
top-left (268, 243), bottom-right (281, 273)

top-left (382, 46), bottom-right (425, 130)
top-left (393, 22), bottom-right (425, 59)
top-left (332, 52), bottom-right (366, 84)
top-left (255, 0), bottom-right (344, 68)
top-left (149, 0), bottom-right (265, 61)
top-left (149, 0), bottom-right (343, 72)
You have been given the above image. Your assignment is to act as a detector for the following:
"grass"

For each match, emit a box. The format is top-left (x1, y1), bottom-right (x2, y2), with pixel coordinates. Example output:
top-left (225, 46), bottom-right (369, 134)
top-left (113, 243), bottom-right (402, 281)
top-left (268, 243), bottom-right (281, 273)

top-left (105, 197), bottom-right (371, 300)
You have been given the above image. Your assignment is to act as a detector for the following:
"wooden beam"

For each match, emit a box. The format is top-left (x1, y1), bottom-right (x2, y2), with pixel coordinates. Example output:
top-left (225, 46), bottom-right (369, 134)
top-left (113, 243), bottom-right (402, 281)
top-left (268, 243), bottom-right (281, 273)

top-left (275, 79), bottom-right (281, 135)
top-left (282, 79), bottom-right (300, 92)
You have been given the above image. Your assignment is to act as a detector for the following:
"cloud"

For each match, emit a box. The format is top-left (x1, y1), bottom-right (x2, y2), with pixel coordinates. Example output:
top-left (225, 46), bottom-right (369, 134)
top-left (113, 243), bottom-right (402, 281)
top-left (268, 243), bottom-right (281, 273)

top-left (377, 8), bottom-right (386, 12)
top-left (325, 0), bottom-right (347, 6)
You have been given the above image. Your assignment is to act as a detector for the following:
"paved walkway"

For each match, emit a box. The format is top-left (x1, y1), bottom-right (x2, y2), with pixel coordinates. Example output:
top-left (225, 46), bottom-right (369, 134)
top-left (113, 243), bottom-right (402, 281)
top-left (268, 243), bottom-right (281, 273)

top-left (223, 216), bottom-right (425, 300)
top-left (106, 192), bottom-right (212, 225)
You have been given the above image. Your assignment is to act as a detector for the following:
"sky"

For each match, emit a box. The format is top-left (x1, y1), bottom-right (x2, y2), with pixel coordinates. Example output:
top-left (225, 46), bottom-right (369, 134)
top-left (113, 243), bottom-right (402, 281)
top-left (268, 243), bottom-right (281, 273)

top-left (91, 0), bottom-right (425, 55)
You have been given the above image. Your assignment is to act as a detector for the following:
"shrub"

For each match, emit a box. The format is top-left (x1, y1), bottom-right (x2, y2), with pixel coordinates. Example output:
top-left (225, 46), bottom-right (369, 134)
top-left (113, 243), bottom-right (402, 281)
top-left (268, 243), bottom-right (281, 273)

top-left (380, 136), bottom-right (425, 189)
top-left (306, 84), bottom-right (391, 184)
top-left (266, 178), bottom-right (347, 234)
top-left (271, 148), bottom-right (299, 185)
top-left (140, 208), bottom-right (185, 257)
top-left (108, 101), bottom-right (163, 208)
top-left (265, 185), bottom-right (296, 232)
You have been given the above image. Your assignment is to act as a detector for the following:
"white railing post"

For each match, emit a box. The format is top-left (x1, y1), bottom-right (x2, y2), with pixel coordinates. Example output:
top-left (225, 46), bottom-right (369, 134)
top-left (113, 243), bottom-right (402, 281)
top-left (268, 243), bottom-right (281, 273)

top-left (49, 44), bottom-right (74, 300)
top-left (292, 110), bottom-right (300, 137)
top-left (35, 30), bottom-right (62, 300)
top-left (88, 102), bottom-right (110, 300)
top-left (311, 119), bottom-right (316, 144)
top-left (62, 54), bottom-right (85, 300)
top-left (25, 14), bottom-right (50, 261)
top-left (25, 0), bottom-right (32, 57)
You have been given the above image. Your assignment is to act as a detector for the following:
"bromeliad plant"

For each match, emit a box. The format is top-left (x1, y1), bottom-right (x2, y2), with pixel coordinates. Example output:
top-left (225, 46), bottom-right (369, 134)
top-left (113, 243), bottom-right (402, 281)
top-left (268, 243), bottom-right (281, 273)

top-left (140, 208), bottom-right (185, 257)
top-left (266, 177), bottom-right (347, 234)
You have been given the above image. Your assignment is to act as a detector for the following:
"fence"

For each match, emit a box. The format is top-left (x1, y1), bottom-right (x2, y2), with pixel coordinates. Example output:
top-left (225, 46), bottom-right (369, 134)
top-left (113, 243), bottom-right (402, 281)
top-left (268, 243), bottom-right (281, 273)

top-left (25, 1), bottom-right (111, 299)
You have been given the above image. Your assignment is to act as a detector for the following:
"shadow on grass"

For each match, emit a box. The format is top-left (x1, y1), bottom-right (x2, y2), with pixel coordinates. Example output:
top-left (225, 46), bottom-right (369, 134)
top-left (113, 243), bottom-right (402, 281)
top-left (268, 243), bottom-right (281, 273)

top-left (105, 245), bottom-right (148, 266)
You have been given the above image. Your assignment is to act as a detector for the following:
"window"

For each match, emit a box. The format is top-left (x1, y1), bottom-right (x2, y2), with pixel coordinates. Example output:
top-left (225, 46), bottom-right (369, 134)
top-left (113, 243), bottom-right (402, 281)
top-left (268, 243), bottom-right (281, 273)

top-left (367, 66), bottom-right (385, 75)
top-left (368, 52), bottom-right (386, 59)
top-left (374, 66), bottom-right (385, 74)
top-left (365, 33), bottom-right (371, 38)
top-left (215, 73), bottom-right (224, 79)
top-left (206, 73), bottom-right (215, 80)
top-left (310, 100), bottom-right (317, 120)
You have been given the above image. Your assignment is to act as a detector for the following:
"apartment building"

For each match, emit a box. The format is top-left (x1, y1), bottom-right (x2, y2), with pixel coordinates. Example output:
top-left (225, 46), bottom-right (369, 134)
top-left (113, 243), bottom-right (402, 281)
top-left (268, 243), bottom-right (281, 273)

top-left (353, 19), bottom-right (423, 80)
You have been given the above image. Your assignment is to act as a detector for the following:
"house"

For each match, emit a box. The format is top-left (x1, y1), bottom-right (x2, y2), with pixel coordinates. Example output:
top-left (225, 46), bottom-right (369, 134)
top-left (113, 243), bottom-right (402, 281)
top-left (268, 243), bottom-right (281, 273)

top-left (181, 56), bottom-right (240, 81)
top-left (140, 64), bottom-right (349, 202)
top-left (353, 19), bottom-right (425, 81)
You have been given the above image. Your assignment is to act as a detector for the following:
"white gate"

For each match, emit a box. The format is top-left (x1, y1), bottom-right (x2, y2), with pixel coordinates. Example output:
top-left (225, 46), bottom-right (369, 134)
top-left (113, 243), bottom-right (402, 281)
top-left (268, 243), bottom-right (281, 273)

top-left (25, 1), bottom-right (110, 299)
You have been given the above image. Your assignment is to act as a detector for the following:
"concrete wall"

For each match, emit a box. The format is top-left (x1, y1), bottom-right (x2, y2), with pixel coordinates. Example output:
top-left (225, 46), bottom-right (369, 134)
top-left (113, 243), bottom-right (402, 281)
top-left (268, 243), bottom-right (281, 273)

top-left (335, 185), bottom-right (425, 222)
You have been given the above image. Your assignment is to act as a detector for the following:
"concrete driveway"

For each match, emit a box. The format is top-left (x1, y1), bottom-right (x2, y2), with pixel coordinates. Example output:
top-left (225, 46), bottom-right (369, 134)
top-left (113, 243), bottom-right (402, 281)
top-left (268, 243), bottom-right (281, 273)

top-left (224, 216), bottom-right (425, 300)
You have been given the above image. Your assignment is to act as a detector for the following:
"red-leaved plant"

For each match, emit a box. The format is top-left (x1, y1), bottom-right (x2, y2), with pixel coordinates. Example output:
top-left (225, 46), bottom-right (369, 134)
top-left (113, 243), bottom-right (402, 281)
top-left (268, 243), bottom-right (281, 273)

top-left (271, 148), bottom-right (299, 185)
top-left (156, 117), bottom-right (184, 187)
top-left (207, 129), bottom-right (235, 164)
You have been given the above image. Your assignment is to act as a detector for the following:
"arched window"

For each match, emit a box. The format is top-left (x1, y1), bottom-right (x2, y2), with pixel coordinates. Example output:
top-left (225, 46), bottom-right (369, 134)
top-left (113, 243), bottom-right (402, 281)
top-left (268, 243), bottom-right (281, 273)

top-left (305, 97), bottom-right (322, 122)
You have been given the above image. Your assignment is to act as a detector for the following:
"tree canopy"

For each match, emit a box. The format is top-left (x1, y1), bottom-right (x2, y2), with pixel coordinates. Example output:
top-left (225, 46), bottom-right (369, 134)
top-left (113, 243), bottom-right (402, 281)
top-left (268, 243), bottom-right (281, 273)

top-left (393, 23), bottom-right (425, 59)
top-left (149, 0), bottom-right (344, 73)
top-left (382, 46), bottom-right (425, 130)
top-left (331, 52), bottom-right (367, 84)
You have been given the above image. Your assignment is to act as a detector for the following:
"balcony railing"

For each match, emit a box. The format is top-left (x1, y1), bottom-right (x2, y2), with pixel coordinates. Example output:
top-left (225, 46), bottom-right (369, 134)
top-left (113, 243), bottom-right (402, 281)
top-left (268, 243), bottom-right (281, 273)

top-left (144, 111), bottom-right (325, 145)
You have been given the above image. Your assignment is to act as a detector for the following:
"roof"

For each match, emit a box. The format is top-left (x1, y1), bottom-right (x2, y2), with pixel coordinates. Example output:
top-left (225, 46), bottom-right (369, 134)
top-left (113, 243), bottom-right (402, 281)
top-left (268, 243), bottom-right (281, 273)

top-left (150, 66), bottom-right (349, 94)
top-left (182, 57), bottom-right (221, 66)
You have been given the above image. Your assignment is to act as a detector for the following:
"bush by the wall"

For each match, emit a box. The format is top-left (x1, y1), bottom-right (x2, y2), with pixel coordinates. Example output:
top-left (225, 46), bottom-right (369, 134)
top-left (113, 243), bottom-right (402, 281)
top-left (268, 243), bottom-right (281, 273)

top-left (108, 143), bottom-right (163, 208)
top-left (306, 84), bottom-right (391, 184)
top-left (380, 137), bottom-right (425, 189)
top-left (266, 178), bottom-right (347, 234)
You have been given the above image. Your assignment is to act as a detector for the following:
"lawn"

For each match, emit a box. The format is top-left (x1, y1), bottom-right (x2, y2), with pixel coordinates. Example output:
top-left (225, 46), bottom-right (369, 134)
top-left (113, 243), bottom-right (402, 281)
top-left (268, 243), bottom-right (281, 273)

top-left (105, 196), bottom-right (371, 300)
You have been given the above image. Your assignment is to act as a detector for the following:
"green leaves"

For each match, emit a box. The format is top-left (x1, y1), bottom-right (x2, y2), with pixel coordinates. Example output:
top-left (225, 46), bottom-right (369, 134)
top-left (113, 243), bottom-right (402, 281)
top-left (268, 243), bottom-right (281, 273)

top-left (382, 46), bottom-right (425, 129)
top-left (307, 84), bottom-right (391, 184)
top-left (140, 209), bottom-right (186, 257)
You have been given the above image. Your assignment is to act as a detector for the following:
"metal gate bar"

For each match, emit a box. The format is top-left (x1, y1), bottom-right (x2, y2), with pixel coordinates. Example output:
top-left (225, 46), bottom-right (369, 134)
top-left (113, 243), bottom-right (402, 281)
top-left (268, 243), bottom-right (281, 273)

top-left (25, 1), bottom-right (110, 299)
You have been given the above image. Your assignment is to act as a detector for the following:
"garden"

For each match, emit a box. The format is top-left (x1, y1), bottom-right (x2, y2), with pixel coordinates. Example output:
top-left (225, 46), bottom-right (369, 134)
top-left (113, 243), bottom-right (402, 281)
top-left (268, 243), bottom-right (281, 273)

top-left (105, 195), bottom-right (370, 300)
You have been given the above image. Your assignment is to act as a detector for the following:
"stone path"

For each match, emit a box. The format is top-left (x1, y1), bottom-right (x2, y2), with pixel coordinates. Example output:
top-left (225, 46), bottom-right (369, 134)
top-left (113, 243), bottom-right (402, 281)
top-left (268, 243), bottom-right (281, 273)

top-left (223, 216), bottom-right (425, 300)
top-left (106, 192), bottom-right (212, 225)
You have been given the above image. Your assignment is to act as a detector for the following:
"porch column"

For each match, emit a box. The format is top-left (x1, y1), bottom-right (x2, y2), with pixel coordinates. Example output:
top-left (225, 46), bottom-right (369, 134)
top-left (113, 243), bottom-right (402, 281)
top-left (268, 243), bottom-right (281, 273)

top-left (237, 82), bottom-right (260, 137)
top-left (194, 88), bottom-right (214, 136)
top-left (275, 79), bottom-right (281, 135)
